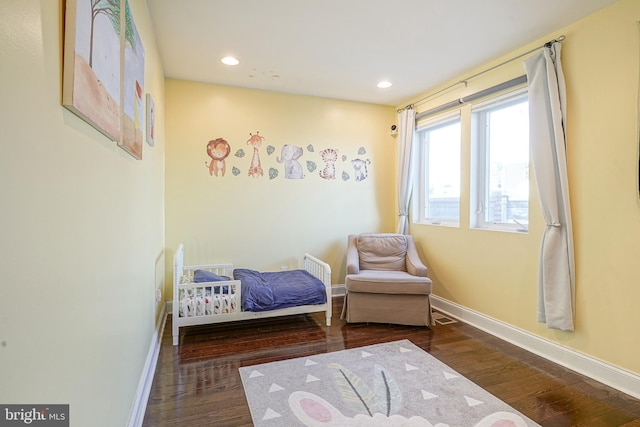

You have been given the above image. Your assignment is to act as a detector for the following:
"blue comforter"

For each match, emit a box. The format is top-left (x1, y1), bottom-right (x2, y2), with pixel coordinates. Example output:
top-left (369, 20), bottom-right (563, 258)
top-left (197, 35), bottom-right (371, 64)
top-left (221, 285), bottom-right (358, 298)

top-left (232, 269), bottom-right (327, 312)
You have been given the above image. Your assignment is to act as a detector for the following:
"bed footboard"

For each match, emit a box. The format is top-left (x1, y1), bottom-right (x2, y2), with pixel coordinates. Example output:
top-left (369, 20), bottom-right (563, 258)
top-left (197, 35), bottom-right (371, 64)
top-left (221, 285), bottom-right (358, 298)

top-left (304, 253), bottom-right (332, 327)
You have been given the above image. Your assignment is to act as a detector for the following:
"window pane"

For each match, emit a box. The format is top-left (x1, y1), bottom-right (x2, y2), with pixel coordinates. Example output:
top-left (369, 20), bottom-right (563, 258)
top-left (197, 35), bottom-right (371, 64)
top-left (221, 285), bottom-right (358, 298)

top-left (424, 120), bottom-right (460, 222)
top-left (485, 99), bottom-right (529, 227)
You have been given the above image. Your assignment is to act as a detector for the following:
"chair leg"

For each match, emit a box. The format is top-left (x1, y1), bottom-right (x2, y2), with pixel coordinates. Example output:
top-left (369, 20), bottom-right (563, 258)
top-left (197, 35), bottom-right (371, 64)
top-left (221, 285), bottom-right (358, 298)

top-left (340, 292), bottom-right (348, 320)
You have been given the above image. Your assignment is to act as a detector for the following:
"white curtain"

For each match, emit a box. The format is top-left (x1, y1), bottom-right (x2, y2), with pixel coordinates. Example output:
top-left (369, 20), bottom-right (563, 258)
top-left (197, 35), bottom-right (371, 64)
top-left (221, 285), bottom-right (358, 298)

top-left (396, 107), bottom-right (416, 235)
top-left (524, 43), bottom-right (575, 331)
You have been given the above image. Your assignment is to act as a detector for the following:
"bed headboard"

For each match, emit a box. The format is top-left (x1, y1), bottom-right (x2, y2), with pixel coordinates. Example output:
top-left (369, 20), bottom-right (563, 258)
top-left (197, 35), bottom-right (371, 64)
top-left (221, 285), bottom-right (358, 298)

top-left (174, 244), bottom-right (184, 287)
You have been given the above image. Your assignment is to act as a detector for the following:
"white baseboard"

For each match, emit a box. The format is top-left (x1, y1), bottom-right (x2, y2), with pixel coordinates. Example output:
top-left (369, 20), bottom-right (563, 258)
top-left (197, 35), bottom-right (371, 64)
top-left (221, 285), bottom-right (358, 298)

top-left (332, 284), bottom-right (346, 297)
top-left (127, 304), bottom-right (167, 427)
top-left (430, 295), bottom-right (640, 400)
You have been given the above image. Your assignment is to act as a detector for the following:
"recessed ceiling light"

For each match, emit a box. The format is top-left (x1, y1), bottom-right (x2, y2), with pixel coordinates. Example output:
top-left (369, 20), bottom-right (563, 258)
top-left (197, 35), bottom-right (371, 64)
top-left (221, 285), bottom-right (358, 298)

top-left (377, 81), bottom-right (392, 89)
top-left (221, 56), bottom-right (239, 66)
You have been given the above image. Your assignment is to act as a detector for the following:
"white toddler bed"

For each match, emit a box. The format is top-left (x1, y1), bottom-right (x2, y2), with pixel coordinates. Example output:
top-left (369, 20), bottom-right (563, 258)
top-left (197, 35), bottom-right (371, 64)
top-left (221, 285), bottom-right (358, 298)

top-left (172, 244), bottom-right (332, 345)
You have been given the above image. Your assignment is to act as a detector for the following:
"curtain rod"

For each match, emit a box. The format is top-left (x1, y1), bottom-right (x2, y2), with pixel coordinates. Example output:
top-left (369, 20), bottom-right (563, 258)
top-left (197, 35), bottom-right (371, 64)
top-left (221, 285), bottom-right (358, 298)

top-left (400, 35), bottom-right (565, 112)
top-left (415, 75), bottom-right (527, 121)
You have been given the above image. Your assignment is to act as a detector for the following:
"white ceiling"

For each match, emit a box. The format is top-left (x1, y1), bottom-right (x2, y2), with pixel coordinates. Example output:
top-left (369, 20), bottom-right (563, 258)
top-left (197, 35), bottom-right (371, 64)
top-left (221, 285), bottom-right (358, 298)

top-left (147, 0), bottom-right (618, 107)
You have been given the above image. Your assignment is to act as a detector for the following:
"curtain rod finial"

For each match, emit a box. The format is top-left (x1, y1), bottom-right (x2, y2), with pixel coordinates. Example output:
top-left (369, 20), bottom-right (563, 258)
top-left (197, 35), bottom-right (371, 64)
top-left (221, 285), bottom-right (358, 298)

top-left (545, 35), bottom-right (566, 48)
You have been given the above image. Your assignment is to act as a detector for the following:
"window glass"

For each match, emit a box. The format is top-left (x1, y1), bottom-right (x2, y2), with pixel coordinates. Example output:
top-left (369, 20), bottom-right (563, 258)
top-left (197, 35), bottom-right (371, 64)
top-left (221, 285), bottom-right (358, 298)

top-left (472, 93), bottom-right (529, 231)
top-left (416, 114), bottom-right (461, 225)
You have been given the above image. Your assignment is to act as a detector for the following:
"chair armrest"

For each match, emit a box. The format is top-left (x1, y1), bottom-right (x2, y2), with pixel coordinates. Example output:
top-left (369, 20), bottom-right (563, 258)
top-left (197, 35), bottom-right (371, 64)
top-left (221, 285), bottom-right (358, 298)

top-left (346, 234), bottom-right (360, 275)
top-left (405, 235), bottom-right (428, 277)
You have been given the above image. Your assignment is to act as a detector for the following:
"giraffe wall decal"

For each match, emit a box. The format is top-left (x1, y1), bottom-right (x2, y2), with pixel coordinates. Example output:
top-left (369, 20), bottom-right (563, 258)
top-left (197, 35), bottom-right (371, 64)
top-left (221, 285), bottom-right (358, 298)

top-left (247, 131), bottom-right (265, 178)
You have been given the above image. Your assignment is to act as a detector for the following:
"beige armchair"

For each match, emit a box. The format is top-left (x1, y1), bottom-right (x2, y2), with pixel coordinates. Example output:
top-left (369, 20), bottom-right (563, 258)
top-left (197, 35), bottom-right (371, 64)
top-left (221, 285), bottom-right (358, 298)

top-left (341, 233), bottom-right (433, 326)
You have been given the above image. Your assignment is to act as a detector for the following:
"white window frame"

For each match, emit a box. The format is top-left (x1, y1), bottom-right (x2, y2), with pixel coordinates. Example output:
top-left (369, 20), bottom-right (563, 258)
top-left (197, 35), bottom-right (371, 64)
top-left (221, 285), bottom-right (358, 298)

top-left (470, 89), bottom-right (529, 233)
top-left (414, 111), bottom-right (461, 227)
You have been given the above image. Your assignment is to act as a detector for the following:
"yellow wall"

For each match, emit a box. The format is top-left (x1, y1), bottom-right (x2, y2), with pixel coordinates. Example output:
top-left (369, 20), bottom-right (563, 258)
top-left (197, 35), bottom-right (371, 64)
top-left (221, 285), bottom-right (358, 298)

top-left (402, 0), bottom-right (640, 375)
top-left (165, 80), bottom-right (396, 288)
top-left (0, 1), bottom-right (166, 426)
top-left (3, 0), bottom-right (638, 424)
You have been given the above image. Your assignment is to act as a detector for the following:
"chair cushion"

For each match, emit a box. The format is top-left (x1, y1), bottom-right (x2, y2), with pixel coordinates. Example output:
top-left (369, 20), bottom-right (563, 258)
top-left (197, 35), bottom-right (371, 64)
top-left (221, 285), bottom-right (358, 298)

top-left (357, 233), bottom-right (407, 271)
top-left (345, 270), bottom-right (432, 295)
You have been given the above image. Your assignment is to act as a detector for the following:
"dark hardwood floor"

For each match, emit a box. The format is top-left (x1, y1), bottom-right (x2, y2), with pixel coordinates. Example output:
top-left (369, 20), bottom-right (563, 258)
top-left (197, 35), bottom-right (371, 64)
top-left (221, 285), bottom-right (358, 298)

top-left (143, 297), bottom-right (640, 426)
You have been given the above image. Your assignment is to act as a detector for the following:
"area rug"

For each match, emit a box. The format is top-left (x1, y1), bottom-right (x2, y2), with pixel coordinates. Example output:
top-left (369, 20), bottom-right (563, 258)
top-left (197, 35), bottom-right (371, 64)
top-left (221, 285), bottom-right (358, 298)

top-left (239, 339), bottom-right (540, 426)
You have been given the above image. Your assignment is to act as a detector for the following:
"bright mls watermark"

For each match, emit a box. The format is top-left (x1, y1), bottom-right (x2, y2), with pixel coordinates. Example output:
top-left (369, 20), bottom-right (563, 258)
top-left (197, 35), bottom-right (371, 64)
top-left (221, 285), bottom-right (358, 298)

top-left (0, 405), bottom-right (68, 426)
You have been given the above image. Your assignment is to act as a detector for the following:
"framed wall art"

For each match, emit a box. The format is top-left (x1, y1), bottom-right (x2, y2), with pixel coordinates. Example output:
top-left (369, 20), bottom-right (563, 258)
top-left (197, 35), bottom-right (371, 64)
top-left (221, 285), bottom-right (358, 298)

top-left (63, 0), bottom-right (145, 159)
top-left (146, 93), bottom-right (155, 147)
top-left (118, 0), bottom-right (145, 160)
top-left (62, 0), bottom-right (121, 141)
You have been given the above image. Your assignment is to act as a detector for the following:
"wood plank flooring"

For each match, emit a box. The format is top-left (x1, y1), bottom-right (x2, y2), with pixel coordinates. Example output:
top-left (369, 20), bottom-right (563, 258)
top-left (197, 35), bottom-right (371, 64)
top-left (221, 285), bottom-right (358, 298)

top-left (143, 297), bottom-right (640, 426)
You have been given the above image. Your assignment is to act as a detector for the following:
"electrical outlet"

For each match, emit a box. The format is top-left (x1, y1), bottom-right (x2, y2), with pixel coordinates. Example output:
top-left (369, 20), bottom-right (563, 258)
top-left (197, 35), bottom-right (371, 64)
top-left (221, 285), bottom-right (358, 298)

top-left (280, 266), bottom-right (288, 271)
top-left (155, 289), bottom-right (162, 302)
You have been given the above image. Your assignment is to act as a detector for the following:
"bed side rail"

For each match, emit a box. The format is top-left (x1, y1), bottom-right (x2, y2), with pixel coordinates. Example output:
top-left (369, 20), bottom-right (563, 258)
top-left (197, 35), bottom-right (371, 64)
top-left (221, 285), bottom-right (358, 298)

top-left (175, 280), bottom-right (241, 317)
top-left (179, 264), bottom-right (234, 280)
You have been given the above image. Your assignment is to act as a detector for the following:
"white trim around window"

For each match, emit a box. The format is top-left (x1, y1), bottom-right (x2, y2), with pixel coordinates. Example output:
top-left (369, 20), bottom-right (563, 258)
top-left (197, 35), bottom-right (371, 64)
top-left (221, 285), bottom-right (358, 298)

top-left (470, 89), bottom-right (529, 233)
top-left (414, 111), bottom-right (462, 227)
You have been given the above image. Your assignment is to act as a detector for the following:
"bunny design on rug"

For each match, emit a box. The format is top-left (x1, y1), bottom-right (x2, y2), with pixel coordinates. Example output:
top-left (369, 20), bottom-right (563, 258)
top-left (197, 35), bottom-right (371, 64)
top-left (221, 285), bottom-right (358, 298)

top-left (289, 392), bottom-right (529, 427)
top-left (289, 391), bottom-right (441, 427)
